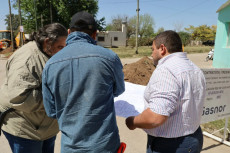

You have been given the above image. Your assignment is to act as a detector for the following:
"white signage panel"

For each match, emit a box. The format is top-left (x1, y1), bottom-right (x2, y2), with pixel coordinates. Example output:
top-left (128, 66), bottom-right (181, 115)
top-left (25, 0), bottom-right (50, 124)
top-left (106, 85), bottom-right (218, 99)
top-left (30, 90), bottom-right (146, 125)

top-left (201, 69), bottom-right (230, 123)
top-left (19, 26), bottom-right (24, 32)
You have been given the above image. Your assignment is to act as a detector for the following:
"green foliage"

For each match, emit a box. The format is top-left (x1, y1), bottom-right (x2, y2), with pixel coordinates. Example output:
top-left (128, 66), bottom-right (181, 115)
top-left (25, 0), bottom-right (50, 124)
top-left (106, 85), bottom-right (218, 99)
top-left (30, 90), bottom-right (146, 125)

top-left (139, 37), bottom-right (153, 46)
top-left (139, 14), bottom-right (154, 38)
top-left (178, 31), bottom-right (191, 46)
top-left (52, 0), bottom-right (98, 27)
top-left (127, 16), bottom-right (136, 38)
top-left (105, 25), bottom-right (113, 31)
top-left (105, 15), bottom-right (134, 38)
top-left (106, 15), bottom-right (126, 31)
top-left (127, 37), bottom-right (136, 48)
top-left (129, 14), bottom-right (155, 38)
top-left (96, 17), bottom-right (106, 31)
top-left (4, 14), bottom-right (20, 31)
top-left (156, 27), bottom-right (164, 34)
top-left (202, 118), bottom-right (230, 136)
top-left (127, 36), bottom-right (153, 48)
top-left (185, 25), bottom-right (216, 42)
top-left (11, 0), bottom-right (99, 32)
top-left (106, 13), bottom-right (155, 40)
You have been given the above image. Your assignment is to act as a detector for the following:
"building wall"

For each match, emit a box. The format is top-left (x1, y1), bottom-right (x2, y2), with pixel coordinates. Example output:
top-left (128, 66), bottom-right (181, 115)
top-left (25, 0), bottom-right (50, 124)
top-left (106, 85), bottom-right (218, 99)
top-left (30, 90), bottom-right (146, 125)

top-left (213, 5), bottom-right (230, 68)
top-left (97, 31), bottom-right (126, 47)
top-left (96, 23), bottom-right (127, 47)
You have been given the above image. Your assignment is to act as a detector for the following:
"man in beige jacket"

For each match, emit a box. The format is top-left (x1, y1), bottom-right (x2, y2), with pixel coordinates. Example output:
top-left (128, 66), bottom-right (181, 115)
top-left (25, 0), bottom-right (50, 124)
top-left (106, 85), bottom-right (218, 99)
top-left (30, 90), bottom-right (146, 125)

top-left (0, 23), bottom-right (67, 153)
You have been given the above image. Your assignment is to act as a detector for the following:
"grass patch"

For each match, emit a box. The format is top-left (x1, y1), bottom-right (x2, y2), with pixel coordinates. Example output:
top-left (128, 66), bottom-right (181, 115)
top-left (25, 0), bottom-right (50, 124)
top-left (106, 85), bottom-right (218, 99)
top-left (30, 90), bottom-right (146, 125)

top-left (184, 46), bottom-right (212, 54)
top-left (109, 46), bottom-right (212, 58)
top-left (4, 52), bottom-right (13, 57)
top-left (108, 46), bottom-right (152, 58)
top-left (202, 119), bottom-right (230, 136)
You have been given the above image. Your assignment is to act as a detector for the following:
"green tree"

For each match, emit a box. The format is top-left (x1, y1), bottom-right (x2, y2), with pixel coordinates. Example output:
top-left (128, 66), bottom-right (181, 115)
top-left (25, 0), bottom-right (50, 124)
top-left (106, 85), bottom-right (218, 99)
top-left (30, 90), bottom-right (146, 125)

top-left (151, 27), bottom-right (165, 38)
top-left (127, 16), bottom-right (136, 38)
top-left (129, 14), bottom-right (154, 46)
top-left (185, 25), bottom-right (216, 42)
top-left (96, 17), bottom-right (106, 31)
top-left (105, 15), bottom-right (134, 38)
top-left (184, 25), bottom-right (195, 34)
top-left (4, 14), bottom-right (22, 37)
top-left (106, 13), bottom-right (155, 41)
top-left (12, 0), bottom-right (99, 32)
top-left (52, 0), bottom-right (98, 27)
top-left (139, 14), bottom-right (155, 38)
top-left (106, 15), bottom-right (127, 31)
top-left (129, 14), bottom-right (155, 38)
top-left (4, 14), bottom-right (20, 31)
top-left (156, 27), bottom-right (164, 34)
top-left (178, 31), bottom-right (191, 46)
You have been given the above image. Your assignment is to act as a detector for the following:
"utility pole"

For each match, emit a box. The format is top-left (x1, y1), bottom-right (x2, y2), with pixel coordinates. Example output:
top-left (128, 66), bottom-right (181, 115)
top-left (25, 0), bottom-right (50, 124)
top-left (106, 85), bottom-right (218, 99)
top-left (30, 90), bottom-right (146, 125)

top-left (41, 14), bottom-right (43, 27)
top-left (18, 0), bottom-right (23, 47)
top-left (34, 0), bottom-right (37, 31)
top-left (50, 0), bottom-right (53, 23)
top-left (135, 0), bottom-right (140, 54)
top-left (8, 0), bottom-right (14, 51)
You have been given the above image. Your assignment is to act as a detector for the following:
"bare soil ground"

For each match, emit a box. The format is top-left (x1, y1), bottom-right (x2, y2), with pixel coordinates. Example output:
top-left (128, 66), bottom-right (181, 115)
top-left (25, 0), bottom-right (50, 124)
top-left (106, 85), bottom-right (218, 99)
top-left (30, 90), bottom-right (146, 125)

top-left (123, 56), bottom-right (155, 86)
top-left (1, 53), bottom-right (229, 153)
top-left (0, 47), bottom-right (13, 54)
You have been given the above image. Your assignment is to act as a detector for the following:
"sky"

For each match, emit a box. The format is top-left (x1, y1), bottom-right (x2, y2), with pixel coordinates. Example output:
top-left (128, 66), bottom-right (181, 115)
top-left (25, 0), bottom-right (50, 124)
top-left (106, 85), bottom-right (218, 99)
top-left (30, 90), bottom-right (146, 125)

top-left (0, 0), bottom-right (228, 31)
top-left (97, 0), bottom-right (228, 31)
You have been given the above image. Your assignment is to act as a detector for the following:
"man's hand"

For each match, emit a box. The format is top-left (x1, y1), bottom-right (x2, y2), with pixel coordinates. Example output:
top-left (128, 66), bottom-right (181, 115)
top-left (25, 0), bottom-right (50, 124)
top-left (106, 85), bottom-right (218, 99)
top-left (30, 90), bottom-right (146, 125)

top-left (125, 108), bottom-right (168, 130)
top-left (125, 116), bottom-right (136, 130)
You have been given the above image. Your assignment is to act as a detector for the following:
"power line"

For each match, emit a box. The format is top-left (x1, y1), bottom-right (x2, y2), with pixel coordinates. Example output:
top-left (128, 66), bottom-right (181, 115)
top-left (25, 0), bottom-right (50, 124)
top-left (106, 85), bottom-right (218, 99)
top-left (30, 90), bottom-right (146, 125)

top-left (99, 0), bottom-right (166, 5)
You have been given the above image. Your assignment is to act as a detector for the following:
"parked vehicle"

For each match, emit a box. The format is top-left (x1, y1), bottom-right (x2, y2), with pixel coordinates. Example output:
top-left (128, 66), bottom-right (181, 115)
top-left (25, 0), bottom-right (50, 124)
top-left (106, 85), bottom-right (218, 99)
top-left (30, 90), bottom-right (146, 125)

top-left (0, 30), bottom-right (28, 51)
top-left (205, 48), bottom-right (214, 61)
top-left (0, 30), bottom-right (11, 50)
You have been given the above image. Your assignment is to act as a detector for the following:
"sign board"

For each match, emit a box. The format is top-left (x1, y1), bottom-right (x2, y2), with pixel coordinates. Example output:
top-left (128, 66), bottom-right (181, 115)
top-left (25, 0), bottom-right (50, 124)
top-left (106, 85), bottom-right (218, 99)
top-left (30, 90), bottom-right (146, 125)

top-left (19, 26), bottom-right (24, 32)
top-left (201, 69), bottom-right (230, 124)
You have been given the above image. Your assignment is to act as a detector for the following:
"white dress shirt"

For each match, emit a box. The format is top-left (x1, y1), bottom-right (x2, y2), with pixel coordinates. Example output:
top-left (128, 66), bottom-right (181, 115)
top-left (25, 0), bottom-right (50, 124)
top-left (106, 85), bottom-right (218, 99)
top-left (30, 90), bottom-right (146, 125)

top-left (144, 52), bottom-right (206, 138)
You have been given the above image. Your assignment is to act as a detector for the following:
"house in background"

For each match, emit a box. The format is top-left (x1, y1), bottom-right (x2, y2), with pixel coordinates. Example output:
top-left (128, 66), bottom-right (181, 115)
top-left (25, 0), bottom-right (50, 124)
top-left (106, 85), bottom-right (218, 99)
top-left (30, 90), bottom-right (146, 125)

top-left (96, 22), bottom-right (127, 47)
top-left (213, 1), bottom-right (230, 68)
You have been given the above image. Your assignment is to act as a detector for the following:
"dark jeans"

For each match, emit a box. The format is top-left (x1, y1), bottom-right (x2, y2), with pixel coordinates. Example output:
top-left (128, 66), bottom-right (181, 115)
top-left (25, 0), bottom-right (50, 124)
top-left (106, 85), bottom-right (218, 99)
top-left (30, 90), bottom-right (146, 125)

top-left (3, 131), bottom-right (56, 153)
top-left (147, 126), bottom-right (203, 153)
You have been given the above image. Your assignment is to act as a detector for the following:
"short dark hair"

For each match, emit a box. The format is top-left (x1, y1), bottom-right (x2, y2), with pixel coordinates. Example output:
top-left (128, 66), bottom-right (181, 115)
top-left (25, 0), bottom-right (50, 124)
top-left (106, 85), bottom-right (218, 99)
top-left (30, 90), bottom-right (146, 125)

top-left (30, 23), bottom-right (68, 51)
top-left (153, 30), bottom-right (182, 53)
top-left (69, 11), bottom-right (97, 36)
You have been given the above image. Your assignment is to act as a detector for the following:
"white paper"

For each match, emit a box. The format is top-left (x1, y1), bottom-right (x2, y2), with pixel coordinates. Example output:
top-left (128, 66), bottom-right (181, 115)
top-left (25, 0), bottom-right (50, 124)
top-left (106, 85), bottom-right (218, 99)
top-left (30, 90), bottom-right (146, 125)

top-left (114, 82), bottom-right (146, 118)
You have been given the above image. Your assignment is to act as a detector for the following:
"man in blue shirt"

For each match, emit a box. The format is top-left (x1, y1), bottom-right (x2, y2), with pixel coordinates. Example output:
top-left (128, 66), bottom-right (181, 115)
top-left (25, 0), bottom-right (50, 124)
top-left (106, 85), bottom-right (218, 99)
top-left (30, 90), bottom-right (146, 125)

top-left (42, 11), bottom-right (125, 153)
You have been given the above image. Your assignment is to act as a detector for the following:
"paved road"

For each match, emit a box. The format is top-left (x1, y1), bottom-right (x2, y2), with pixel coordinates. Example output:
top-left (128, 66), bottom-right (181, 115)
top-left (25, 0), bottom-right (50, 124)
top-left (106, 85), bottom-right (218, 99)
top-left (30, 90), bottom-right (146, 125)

top-left (0, 53), bottom-right (230, 153)
top-left (0, 58), bottom-right (7, 86)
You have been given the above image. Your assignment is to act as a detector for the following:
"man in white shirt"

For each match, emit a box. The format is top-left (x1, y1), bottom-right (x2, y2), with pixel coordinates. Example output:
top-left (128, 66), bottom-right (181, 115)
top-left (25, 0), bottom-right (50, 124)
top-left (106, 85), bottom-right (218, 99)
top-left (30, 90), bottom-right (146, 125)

top-left (126, 30), bottom-right (206, 153)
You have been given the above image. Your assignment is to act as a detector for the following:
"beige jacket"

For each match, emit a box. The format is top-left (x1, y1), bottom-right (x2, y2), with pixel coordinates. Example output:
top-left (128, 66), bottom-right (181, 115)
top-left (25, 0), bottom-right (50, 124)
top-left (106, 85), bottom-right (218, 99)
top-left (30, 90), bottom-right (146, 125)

top-left (0, 41), bottom-right (59, 140)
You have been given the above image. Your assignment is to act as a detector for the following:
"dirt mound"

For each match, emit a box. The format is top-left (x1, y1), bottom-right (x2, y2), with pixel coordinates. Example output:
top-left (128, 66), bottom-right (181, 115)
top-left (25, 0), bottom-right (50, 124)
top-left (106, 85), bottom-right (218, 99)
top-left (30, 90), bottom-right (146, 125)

top-left (123, 56), bottom-right (155, 86)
